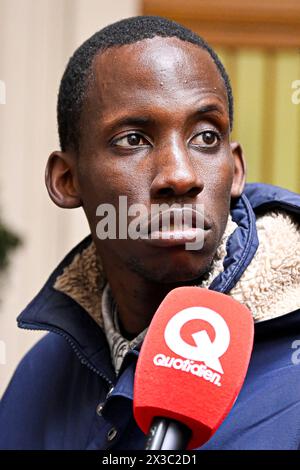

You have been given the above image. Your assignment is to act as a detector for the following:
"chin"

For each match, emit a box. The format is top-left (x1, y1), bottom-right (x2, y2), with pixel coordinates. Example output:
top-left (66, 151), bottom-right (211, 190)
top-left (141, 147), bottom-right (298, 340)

top-left (127, 249), bottom-right (214, 284)
top-left (155, 264), bottom-right (211, 284)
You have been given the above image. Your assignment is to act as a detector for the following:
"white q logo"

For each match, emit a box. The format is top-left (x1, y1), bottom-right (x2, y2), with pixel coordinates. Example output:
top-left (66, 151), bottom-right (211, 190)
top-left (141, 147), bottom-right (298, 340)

top-left (164, 307), bottom-right (230, 374)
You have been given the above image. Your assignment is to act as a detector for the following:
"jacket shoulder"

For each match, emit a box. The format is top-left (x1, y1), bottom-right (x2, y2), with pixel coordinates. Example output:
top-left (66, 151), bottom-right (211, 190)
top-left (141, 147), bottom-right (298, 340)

top-left (0, 333), bottom-right (101, 449)
top-left (3, 333), bottom-right (78, 389)
top-left (244, 183), bottom-right (300, 215)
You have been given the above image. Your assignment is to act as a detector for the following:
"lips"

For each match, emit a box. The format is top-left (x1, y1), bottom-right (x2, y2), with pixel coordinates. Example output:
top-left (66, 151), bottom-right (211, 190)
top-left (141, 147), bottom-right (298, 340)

top-left (140, 206), bottom-right (209, 248)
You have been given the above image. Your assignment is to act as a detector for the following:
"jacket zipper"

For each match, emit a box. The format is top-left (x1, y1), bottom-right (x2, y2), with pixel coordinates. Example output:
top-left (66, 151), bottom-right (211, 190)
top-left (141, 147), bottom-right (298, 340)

top-left (18, 320), bottom-right (114, 389)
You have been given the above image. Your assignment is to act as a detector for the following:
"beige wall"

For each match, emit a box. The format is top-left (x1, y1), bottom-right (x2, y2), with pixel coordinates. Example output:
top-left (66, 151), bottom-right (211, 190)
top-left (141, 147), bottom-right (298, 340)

top-left (0, 0), bottom-right (139, 397)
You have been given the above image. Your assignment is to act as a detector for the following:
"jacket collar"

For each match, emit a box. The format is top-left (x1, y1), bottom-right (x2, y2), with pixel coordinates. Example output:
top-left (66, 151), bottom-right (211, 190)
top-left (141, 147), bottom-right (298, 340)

top-left (17, 235), bottom-right (116, 383)
top-left (209, 193), bottom-right (258, 293)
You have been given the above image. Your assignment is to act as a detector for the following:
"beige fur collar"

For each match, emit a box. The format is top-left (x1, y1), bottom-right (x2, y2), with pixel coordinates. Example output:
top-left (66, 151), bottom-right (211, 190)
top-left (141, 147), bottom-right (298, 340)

top-left (230, 211), bottom-right (300, 321)
top-left (54, 211), bottom-right (300, 326)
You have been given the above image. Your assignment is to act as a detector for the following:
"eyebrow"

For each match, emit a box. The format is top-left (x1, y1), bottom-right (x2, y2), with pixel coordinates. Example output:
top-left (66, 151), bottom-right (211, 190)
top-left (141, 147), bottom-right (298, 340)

top-left (102, 103), bottom-right (227, 132)
top-left (103, 116), bottom-right (155, 132)
top-left (194, 103), bottom-right (226, 117)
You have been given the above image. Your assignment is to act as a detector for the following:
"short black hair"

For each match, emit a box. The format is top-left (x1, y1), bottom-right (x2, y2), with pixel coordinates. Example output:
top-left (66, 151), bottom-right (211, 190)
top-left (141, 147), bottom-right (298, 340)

top-left (58, 15), bottom-right (233, 153)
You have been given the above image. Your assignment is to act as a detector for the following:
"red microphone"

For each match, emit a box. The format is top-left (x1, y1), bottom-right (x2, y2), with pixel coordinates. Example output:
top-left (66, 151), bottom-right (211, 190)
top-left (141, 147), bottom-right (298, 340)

top-left (133, 287), bottom-right (254, 450)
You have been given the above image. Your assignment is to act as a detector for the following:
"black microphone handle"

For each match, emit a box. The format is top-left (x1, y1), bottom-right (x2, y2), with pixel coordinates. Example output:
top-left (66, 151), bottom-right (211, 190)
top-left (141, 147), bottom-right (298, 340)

top-left (145, 417), bottom-right (191, 450)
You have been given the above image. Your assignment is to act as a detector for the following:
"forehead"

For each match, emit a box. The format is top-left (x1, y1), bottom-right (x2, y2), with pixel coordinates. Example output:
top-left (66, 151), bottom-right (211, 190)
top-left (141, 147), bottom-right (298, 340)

top-left (86, 36), bottom-right (228, 119)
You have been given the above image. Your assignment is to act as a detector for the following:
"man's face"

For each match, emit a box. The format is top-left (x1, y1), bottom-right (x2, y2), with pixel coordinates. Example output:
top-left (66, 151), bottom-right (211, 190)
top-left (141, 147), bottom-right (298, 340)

top-left (75, 37), bottom-right (245, 283)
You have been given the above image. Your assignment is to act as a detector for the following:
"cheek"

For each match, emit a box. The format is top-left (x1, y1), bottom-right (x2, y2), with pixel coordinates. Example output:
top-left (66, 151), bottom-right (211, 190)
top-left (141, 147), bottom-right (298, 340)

top-left (217, 174), bottom-right (234, 207)
top-left (209, 157), bottom-right (234, 197)
top-left (78, 156), bottom-right (151, 224)
top-left (203, 158), bottom-right (234, 228)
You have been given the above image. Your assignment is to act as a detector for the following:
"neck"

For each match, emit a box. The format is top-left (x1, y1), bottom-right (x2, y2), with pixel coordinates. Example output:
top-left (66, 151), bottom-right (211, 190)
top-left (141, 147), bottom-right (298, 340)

top-left (99, 256), bottom-right (208, 337)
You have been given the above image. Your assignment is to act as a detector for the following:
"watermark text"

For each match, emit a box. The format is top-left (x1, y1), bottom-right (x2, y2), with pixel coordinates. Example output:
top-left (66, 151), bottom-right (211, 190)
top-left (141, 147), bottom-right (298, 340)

top-left (0, 80), bottom-right (6, 104)
top-left (0, 340), bottom-right (6, 365)
top-left (96, 196), bottom-right (205, 250)
top-left (291, 80), bottom-right (300, 105)
top-left (291, 339), bottom-right (300, 365)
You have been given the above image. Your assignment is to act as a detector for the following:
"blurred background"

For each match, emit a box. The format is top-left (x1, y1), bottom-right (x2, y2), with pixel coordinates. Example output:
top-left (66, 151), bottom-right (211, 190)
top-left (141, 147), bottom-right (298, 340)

top-left (0, 0), bottom-right (299, 396)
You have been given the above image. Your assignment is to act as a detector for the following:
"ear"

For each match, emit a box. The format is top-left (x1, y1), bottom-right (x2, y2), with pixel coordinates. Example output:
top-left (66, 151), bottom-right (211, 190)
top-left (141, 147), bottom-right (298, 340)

top-left (230, 142), bottom-right (246, 199)
top-left (45, 151), bottom-right (82, 208)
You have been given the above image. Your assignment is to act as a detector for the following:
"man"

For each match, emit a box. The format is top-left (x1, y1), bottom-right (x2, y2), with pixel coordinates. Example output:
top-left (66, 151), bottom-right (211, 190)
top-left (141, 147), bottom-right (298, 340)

top-left (0, 16), bottom-right (300, 450)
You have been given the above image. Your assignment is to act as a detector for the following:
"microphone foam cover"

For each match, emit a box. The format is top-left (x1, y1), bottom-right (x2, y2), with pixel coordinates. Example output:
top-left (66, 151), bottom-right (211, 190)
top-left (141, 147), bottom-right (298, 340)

top-left (133, 287), bottom-right (254, 449)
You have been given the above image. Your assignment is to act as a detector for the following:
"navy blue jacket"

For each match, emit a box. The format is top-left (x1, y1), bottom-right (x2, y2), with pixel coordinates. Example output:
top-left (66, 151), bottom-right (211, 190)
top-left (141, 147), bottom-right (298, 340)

top-left (1, 183), bottom-right (300, 450)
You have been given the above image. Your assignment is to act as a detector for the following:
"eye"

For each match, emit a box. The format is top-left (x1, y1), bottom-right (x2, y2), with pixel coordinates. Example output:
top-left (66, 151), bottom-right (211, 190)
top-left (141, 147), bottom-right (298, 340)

top-left (112, 132), bottom-right (150, 148)
top-left (191, 131), bottom-right (220, 148)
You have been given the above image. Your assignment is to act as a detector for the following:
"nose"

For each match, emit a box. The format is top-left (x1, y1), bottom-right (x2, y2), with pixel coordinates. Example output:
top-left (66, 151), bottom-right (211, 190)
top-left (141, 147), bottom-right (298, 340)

top-left (150, 139), bottom-right (204, 200)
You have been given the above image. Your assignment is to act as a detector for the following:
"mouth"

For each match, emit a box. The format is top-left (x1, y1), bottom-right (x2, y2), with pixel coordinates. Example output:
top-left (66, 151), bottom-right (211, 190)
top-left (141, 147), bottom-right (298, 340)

top-left (140, 207), bottom-right (210, 249)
